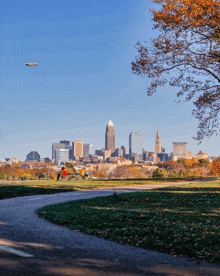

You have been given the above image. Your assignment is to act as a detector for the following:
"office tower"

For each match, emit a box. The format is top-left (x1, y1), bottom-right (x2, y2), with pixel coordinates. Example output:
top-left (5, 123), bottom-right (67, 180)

top-left (157, 153), bottom-right (169, 162)
top-left (60, 140), bottom-right (72, 150)
top-left (121, 145), bottom-right (127, 157)
top-left (103, 149), bottom-right (111, 159)
top-left (173, 142), bottom-right (188, 160)
top-left (155, 129), bottom-right (162, 155)
top-left (83, 144), bottom-right (93, 157)
top-left (115, 148), bottom-right (124, 158)
top-left (55, 149), bottom-right (69, 165)
top-left (105, 120), bottom-right (115, 154)
top-left (60, 140), bottom-right (70, 146)
top-left (72, 142), bottom-right (83, 158)
top-left (26, 151), bottom-right (40, 161)
top-left (129, 132), bottom-right (143, 160)
top-left (52, 143), bottom-right (65, 159)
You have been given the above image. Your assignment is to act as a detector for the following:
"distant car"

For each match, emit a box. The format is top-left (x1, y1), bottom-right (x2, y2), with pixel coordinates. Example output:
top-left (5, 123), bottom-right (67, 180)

top-left (25, 63), bottom-right (38, 66)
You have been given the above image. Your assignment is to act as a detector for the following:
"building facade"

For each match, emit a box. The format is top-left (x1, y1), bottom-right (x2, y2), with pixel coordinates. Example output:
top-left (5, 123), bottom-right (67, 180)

top-left (26, 151), bottom-right (40, 161)
top-left (173, 142), bottom-right (188, 160)
top-left (194, 150), bottom-right (209, 159)
top-left (83, 144), bottom-right (93, 157)
top-left (60, 140), bottom-right (70, 147)
top-left (105, 120), bottom-right (115, 154)
top-left (155, 129), bottom-right (162, 155)
top-left (52, 143), bottom-right (65, 159)
top-left (129, 132), bottom-right (143, 160)
top-left (72, 142), bottom-right (83, 158)
top-left (55, 149), bottom-right (69, 165)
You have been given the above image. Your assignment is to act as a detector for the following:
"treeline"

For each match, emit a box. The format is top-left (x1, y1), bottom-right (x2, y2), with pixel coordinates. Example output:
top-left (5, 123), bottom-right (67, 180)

top-left (90, 158), bottom-right (220, 179)
top-left (154, 158), bottom-right (220, 179)
top-left (0, 164), bottom-right (57, 180)
top-left (1, 158), bottom-right (220, 181)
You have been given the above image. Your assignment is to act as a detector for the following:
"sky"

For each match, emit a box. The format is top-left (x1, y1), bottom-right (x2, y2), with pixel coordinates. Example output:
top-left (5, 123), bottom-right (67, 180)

top-left (1, 0), bottom-right (220, 161)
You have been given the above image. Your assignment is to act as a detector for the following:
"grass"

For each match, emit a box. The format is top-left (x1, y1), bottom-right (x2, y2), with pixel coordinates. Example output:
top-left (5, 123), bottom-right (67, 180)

top-left (0, 178), bottom-right (186, 200)
top-left (38, 181), bottom-right (220, 264)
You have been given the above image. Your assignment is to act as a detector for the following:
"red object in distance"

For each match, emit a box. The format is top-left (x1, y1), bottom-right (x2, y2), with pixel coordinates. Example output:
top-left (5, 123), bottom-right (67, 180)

top-left (62, 171), bottom-right (67, 177)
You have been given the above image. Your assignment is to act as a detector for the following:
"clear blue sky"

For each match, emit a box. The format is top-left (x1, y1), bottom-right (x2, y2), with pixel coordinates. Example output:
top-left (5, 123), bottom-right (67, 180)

top-left (1, 0), bottom-right (220, 160)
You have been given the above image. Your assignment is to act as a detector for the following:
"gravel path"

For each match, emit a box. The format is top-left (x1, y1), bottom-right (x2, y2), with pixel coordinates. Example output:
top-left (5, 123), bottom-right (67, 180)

top-left (0, 183), bottom-right (219, 276)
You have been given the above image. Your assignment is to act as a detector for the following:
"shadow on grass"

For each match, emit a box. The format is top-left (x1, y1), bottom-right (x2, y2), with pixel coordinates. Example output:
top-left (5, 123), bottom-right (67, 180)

top-left (156, 187), bottom-right (220, 193)
top-left (39, 186), bottom-right (220, 264)
top-left (0, 186), bottom-right (75, 200)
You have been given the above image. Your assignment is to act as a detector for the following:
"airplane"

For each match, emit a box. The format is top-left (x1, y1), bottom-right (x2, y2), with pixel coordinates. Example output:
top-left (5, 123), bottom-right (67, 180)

top-left (25, 63), bottom-right (38, 66)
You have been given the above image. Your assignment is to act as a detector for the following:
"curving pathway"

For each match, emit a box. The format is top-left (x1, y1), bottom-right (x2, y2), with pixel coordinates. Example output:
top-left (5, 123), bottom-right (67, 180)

top-left (0, 183), bottom-right (219, 276)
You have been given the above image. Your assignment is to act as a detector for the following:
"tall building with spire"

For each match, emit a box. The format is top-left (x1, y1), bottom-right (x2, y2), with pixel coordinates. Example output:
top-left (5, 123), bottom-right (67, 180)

top-left (105, 120), bottom-right (115, 154)
top-left (155, 129), bottom-right (162, 155)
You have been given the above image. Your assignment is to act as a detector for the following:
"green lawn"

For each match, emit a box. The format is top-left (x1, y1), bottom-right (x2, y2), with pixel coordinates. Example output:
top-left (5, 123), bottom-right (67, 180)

top-left (0, 178), bottom-right (183, 200)
top-left (38, 181), bottom-right (220, 264)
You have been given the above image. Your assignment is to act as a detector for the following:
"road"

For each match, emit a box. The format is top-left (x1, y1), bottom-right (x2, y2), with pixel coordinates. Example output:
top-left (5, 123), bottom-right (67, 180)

top-left (0, 183), bottom-right (219, 276)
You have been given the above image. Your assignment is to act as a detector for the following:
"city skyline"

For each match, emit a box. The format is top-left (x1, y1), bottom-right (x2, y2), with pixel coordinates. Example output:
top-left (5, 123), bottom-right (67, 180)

top-left (0, 121), bottom-right (217, 161)
top-left (1, 0), bottom-right (220, 160)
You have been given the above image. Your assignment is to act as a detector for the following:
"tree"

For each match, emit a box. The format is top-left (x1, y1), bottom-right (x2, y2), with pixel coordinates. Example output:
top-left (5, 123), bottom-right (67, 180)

top-left (152, 168), bottom-right (165, 179)
top-left (211, 158), bottom-right (220, 175)
top-left (132, 0), bottom-right (220, 141)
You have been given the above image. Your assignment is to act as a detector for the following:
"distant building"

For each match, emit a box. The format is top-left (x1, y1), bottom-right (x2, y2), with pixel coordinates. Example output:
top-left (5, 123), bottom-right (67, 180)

top-left (12, 158), bottom-right (19, 164)
top-left (60, 140), bottom-right (72, 150)
top-left (60, 140), bottom-right (70, 147)
top-left (103, 149), bottom-right (112, 160)
top-left (95, 148), bottom-right (105, 156)
top-left (155, 129), bottom-right (162, 155)
top-left (26, 151), bottom-right (40, 162)
top-left (112, 148), bottom-right (123, 158)
top-left (45, 157), bottom-right (50, 163)
top-left (52, 143), bottom-right (65, 159)
top-left (172, 142), bottom-right (192, 160)
top-left (72, 142), bottom-right (83, 159)
top-left (194, 150), bottom-right (209, 159)
top-left (129, 132), bottom-right (143, 160)
top-left (157, 153), bottom-right (169, 162)
top-left (55, 149), bottom-right (69, 165)
top-left (121, 145), bottom-right (127, 157)
top-left (83, 144), bottom-right (93, 157)
top-left (105, 120), bottom-right (115, 154)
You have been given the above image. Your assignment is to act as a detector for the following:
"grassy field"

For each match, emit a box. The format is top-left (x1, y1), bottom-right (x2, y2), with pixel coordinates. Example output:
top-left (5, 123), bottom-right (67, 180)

top-left (39, 181), bottom-right (220, 264)
top-left (0, 178), bottom-right (185, 200)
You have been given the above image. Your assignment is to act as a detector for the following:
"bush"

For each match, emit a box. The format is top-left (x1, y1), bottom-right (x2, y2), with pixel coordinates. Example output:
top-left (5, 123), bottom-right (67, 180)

top-left (0, 173), bottom-right (5, 179)
top-left (152, 168), bottom-right (165, 179)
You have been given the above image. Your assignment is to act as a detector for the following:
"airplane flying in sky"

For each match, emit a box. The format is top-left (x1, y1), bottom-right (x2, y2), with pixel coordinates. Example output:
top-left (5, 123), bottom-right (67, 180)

top-left (25, 63), bottom-right (38, 66)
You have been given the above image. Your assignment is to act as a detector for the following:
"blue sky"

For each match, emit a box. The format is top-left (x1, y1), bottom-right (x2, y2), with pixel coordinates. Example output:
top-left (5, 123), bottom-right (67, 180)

top-left (1, 0), bottom-right (220, 160)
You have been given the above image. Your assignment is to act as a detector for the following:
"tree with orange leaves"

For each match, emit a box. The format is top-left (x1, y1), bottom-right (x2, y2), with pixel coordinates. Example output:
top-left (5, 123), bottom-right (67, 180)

top-left (132, 0), bottom-right (220, 141)
top-left (211, 158), bottom-right (220, 175)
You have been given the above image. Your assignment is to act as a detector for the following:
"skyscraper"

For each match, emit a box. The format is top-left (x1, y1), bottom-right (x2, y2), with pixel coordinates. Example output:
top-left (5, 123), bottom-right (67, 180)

top-left (105, 120), bottom-right (115, 154)
top-left (55, 149), bottom-right (69, 165)
top-left (83, 144), bottom-right (93, 157)
top-left (173, 142), bottom-right (188, 160)
top-left (52, 143), bottom-right (65, 159)
top-left (129, 132), bottom-right (143, 160)
top-left (72, 142), bottom-right (83, 158)
top-left (155, 129), bottom-right (162, 155)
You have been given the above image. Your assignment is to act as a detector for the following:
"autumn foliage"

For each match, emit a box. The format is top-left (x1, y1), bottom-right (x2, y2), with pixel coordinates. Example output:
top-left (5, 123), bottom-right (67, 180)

top-left (0, 164), bottom-right (57, 180)
top-left (132, 0), bottom-right (220, 141)
top-left (211, 158), bottom-right (220, 175)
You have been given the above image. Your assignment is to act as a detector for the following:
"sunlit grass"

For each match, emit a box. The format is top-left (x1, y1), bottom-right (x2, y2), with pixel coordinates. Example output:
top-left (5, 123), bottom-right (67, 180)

top-left (39, 181), bottom-right (220, 263)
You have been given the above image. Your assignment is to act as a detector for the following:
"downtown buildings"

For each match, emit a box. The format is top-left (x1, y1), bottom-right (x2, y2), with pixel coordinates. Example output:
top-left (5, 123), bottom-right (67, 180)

top-left (48, 120), bottom-right (209, 166)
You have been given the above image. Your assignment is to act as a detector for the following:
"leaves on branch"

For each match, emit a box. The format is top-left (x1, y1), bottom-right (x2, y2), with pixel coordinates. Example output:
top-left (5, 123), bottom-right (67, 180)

top-left (132, 0), bottom-right (220, 142)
